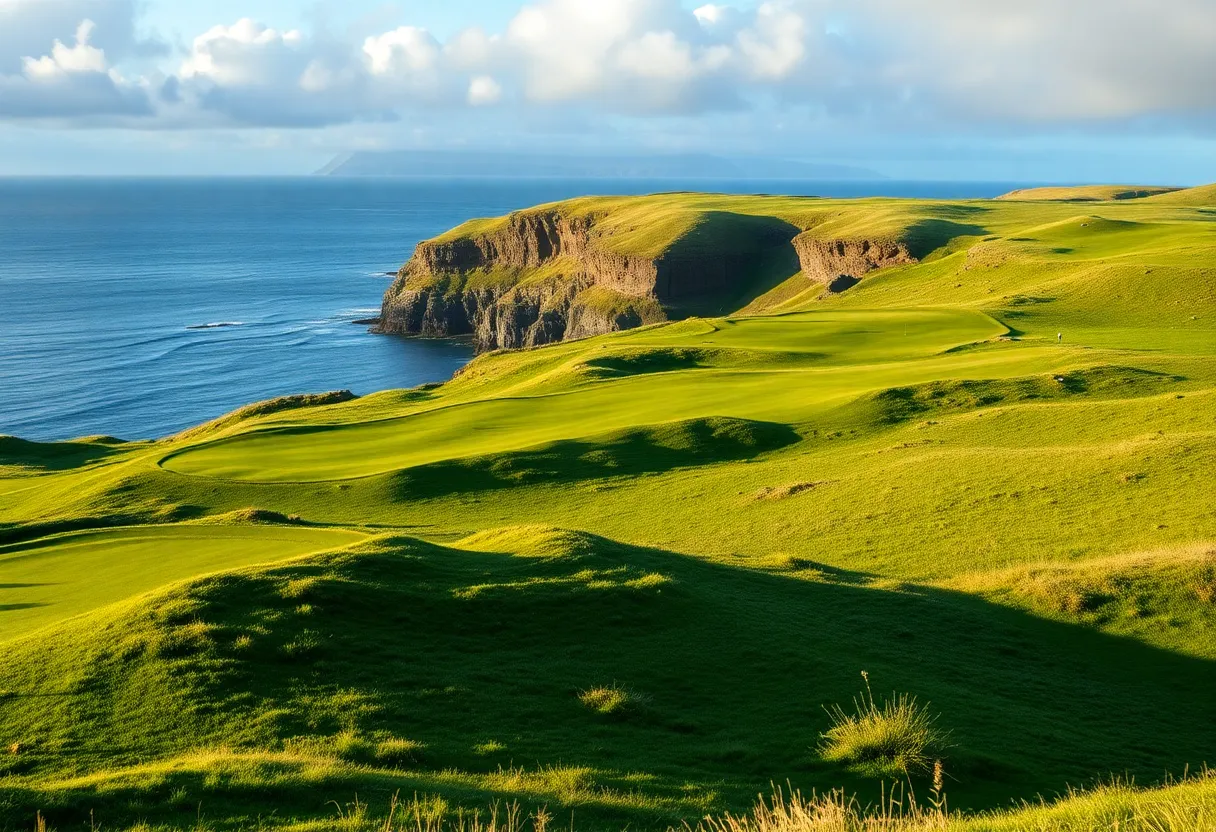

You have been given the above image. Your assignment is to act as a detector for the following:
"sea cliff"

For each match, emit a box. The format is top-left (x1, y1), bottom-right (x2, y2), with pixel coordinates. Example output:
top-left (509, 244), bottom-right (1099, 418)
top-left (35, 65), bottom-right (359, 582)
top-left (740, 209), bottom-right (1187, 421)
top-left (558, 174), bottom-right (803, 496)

top-left (378, 195), bottom-right (918, 351)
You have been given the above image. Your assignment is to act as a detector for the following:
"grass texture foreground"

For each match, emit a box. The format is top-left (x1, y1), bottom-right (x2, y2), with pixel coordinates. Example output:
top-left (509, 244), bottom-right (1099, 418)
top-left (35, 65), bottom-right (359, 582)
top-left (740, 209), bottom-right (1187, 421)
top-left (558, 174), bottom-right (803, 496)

top-left (1, 184), bottom-right (1215, 831)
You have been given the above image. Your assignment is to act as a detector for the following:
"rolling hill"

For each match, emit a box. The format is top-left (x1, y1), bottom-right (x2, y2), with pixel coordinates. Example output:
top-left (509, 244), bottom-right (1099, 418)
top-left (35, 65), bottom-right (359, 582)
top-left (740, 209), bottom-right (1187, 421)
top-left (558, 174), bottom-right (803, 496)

top-left (1, 186), bottom-right (1214, 831)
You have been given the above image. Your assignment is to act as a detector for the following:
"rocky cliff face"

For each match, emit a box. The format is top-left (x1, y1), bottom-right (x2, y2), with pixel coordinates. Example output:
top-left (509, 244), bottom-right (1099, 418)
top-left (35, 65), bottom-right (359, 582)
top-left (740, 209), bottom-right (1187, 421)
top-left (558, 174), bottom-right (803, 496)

top-left (379, 207), bottom-right (917, 352)
top-left (793, 237), bottom-right (915, 293)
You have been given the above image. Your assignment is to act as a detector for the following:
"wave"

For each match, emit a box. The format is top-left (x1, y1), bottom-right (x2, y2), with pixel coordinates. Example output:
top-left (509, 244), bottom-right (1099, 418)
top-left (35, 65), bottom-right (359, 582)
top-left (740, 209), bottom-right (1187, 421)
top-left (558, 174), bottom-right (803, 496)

top-left (186, 321), bottom-right (246, 330)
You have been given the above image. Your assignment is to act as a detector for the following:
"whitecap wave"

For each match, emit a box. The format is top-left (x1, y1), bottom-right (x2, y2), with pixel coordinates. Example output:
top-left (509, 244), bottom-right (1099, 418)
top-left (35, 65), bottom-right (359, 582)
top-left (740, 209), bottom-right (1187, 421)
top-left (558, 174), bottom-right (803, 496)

top-left (186, 321), bottom-right (245, 330)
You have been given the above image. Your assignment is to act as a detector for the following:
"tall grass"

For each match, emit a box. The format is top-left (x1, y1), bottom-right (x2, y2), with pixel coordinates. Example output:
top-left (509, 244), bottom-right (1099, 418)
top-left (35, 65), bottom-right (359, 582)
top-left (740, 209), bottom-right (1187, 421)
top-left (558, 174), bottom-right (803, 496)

top-left (818, 673), bottom-right (946, 778)
top-left (696, 774), bottom-right (1216, 832)
top-left (308, 772), bottom-right (1216, 831)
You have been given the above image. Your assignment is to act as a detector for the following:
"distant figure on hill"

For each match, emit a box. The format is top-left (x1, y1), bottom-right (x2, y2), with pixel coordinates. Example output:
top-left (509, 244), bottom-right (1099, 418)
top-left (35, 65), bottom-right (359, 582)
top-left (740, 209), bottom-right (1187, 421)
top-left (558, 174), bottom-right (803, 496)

top-left (1057, 332), bottom-right (1063, 343)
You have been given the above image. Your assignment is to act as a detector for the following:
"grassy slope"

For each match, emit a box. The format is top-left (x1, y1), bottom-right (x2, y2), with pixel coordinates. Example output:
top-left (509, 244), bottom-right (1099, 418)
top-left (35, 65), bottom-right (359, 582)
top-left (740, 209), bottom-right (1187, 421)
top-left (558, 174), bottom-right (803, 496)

top-left (995, 185), bottom-right (1181, 201)
top-left (1, 188), bottom-right (1215, 831)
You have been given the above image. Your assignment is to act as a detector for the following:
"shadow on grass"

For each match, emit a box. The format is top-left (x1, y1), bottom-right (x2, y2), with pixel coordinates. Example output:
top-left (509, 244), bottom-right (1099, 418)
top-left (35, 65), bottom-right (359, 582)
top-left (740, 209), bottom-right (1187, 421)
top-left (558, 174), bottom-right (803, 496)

top-left (903, 219), bottom-right (991, 259)
top-left (0, 435), bottom-right (122, 472)
top-left (388, 416), bottom-right (801, 501)
top-left (659, 212), bottom-right (803, 317)
top-left (3, 529), bottom-right (1213, 830)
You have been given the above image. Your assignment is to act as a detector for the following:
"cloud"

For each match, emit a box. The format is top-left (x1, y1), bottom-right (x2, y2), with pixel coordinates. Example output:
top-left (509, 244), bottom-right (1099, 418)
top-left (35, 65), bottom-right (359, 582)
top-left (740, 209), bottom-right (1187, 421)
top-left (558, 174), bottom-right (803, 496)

top-left (822, 0), bottom-right (1216, 126)
top-left (467, 75), bottom-right (502, 106)
top-left (364, 27), bottom-right (440, 76)
top-left (22, 19), bottom-right (107, 77)
top-left (0, 0), bottom-right (1214, 134)
top-left (0, 0), bottom-right (165, 74)
top-left (172, 19), bottom-right (385, 127)
top-left (0, 15), bottom-right (152, 119)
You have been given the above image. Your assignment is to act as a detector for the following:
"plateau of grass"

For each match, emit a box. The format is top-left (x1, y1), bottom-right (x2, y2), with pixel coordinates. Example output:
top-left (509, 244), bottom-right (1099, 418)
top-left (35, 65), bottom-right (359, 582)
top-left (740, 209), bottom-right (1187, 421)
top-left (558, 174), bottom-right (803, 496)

top-left (1, 186), bottom-right (1214, 831)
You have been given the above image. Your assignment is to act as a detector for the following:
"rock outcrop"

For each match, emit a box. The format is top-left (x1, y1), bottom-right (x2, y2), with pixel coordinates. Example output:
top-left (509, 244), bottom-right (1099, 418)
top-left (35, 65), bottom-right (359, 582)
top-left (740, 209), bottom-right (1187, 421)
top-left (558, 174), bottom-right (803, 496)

top-left (378, 202), bottom-right (918, 352)
top-left (793, 237), bottom-right (915, 292)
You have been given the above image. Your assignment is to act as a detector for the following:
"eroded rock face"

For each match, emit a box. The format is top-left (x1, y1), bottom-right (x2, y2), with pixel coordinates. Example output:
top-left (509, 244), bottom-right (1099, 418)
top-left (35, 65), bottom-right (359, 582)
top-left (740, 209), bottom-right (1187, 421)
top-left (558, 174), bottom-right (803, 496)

top-left (379, 207), bottom-right (918, 352)
top-left (380, 210), bottom-right (718, 352)
top-left (793, 238), bottom-right (915, 292)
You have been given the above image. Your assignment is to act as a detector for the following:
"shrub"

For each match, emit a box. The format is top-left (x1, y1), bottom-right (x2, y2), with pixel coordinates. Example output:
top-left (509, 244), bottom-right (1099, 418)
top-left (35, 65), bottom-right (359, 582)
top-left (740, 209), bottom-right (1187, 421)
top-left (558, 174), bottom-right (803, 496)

top-left (819, 672), bottom-right (946, 777)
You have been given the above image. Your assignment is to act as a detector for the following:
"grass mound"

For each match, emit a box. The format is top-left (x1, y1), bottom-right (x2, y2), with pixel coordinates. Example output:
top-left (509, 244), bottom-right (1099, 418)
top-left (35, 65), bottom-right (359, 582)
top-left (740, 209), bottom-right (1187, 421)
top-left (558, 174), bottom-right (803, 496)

top-left (1145, 182), bottom-right (1216, 206)
top-left (173, 390), bottom-right (357, 441)
top-left (579, 347), bottom-right (711, 378)
top-left (819, 674), bottom-right (947, 777)
top-left (951, 543), bottom-right (1216, 659)
top-left (866, 366), bottom-right (1178, 425)
top-left (0, 435), bottom-right (124, 472)
top-left (7, 527), bottom-right (1216, 828)
top-left (391, 416), bottom-right (799, 499)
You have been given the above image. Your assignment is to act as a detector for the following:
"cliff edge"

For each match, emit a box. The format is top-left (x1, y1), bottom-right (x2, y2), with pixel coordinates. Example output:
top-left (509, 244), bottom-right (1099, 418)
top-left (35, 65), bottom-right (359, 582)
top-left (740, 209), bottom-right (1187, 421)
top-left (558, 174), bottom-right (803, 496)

top-left (378, 194), bottom-right (919, 351)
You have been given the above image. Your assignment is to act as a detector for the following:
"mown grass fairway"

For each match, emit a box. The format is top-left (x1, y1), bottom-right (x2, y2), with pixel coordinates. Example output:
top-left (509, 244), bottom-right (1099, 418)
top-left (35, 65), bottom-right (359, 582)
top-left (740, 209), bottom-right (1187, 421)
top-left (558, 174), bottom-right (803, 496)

top-left (1, 185), bottom-right (1214, 831)
top-left (0, 524), bottom-right (365, 640)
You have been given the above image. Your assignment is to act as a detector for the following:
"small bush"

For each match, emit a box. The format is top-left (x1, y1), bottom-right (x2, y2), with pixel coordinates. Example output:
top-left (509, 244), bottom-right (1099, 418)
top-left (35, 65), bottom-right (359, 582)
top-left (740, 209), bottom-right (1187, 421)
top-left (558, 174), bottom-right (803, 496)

top-left (578, 684), bottom-right (649, 716)
top-left (819, 673), bottom-right (946, 777)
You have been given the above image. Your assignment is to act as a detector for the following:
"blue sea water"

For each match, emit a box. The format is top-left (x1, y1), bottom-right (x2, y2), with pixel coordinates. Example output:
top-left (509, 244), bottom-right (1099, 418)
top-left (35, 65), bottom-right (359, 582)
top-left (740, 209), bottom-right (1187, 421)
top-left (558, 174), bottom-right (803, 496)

top-left (0, 177), bottom-right (1030, 442)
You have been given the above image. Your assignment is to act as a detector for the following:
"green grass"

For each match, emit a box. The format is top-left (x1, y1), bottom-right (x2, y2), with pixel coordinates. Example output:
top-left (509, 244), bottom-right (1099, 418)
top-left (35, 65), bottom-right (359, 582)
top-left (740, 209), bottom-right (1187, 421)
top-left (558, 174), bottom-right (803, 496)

top-left (1, 186), bottom-right (1215, 830)
top-left (995, 184), bottom-right (1181, 202)
top-left (0, 524), bottom-right (365, 640)
top-left (819, 675), bottom-right (946, 778)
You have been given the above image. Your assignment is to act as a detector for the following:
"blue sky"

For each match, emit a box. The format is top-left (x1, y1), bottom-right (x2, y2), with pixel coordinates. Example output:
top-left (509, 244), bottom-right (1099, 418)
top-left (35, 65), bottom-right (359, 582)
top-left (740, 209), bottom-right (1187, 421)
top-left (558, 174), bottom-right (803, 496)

top-left (1, 0), bottom-right (1214, 182)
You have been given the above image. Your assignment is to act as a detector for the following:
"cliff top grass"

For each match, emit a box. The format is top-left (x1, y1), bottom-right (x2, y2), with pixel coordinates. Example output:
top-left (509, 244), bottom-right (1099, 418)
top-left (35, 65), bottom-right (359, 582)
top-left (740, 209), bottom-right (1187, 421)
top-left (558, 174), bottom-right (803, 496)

top-left (2, 185), bottom-right (1216, 831)
top-left (995, 184), bottom-right (1181, 202)
top-left (421, 186), bottom-right (1214, 265)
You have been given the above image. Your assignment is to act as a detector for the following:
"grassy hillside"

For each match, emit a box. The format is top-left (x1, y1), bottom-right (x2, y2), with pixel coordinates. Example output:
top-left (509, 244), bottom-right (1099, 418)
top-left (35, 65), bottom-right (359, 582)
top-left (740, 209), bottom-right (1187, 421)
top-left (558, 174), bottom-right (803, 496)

top-left (2, 187), bottom-right (1214, 831)
top-left (995, 185), bottom-right (1181, 202)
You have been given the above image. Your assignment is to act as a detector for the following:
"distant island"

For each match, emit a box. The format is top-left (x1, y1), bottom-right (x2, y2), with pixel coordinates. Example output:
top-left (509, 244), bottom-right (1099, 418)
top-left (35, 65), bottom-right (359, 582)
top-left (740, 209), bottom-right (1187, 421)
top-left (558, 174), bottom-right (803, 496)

top-left (317, 150), bottom-right (884, 180)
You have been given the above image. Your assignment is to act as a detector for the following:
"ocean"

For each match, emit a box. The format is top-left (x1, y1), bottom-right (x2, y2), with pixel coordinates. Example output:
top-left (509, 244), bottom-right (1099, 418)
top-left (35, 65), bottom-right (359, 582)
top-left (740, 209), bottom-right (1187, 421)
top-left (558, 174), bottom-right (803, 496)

top-left (0, 177), bottom-right (1029, 442)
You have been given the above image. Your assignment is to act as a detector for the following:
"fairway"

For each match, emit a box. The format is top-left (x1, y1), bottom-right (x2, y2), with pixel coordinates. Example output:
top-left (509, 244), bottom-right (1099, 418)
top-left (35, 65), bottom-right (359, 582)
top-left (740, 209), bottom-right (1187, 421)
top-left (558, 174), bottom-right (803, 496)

top-left (160, 308), bottom-right (1012, 482)
top-left (0, 524), bottom-right (365, 641)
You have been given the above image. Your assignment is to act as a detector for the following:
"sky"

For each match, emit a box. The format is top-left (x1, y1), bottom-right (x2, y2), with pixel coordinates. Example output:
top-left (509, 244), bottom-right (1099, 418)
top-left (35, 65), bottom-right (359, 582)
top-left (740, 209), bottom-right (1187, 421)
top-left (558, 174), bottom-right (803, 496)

top-left (1, 0), bottom-right (1215, 181)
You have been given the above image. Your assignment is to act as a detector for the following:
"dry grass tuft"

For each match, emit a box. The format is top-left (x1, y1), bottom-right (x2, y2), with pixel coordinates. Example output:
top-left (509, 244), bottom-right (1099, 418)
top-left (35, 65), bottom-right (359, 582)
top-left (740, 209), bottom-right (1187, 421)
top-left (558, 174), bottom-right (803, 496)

top-left (578, 683), bottom-right (650, 716)
top-left (1191, 552), bottom-right (1216, 604)
top-left (819, 673), bottom-right (946, 777)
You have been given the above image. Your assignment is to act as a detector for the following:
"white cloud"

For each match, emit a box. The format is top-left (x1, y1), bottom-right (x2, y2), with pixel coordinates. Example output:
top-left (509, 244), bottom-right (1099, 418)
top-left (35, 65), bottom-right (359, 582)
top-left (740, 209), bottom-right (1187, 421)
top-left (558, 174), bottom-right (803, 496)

top-left (0, 12), bottom-right (151, 119)
top-left (693, 5), bottom-right (727, 26)
top-left (0, 0), bottom-right (165, 74)
top-left (21, 19), bottom-right (106, 77)
top-left (363, 26), bottom-right (440, 76)
top-left (467, 75), bottom-right (502, 106)
top-left (0, 0), bottom-right (1214, 133)
top-left (736, 2), bottom-right (806, 80)
top-left (180, 19), bottom-right (305, 86)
